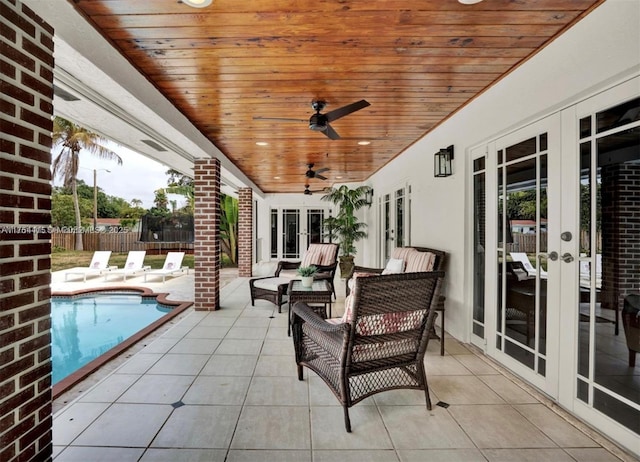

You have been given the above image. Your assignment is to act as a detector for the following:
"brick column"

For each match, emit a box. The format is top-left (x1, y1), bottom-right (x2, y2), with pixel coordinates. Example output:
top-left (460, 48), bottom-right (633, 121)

top-left (194, 158), bottom-right (220, 311)
top-left (1, 1), bottom-right (54, 460)
top-left (238, 188), bottom-right (253, 277)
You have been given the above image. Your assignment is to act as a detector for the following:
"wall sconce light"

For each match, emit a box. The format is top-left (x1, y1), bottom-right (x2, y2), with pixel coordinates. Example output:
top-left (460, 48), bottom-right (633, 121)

top-left (365, 187), bottom-right (374, 205)
top-left (434, 145), bottom-right (454, 177)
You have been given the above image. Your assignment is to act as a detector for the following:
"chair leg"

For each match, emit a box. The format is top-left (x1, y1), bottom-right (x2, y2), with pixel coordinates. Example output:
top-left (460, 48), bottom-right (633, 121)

top-left (343, 406), bottom-right (352, 433)
top-left (630, 349), bottom-right (636, 368)
top-left (440, 313), bottom-right (445, 356)
top-left (297, 365), bottom-right (304, 381)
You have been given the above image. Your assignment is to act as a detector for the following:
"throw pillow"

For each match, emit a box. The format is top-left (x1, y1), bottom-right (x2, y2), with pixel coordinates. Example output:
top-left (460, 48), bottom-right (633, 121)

top-left (382, 258), bottom-right (405, 275)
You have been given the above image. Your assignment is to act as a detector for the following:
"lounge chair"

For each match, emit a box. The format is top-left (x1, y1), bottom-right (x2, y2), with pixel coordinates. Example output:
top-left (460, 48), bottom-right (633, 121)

top-left (143, 252), bottom-right (189, 282)
top-left (64, 251), bottom-right (115, 282)
top-left (510, 252), bottom-right (548, 278)
top-left (103, 251), bottom-right (150, 281)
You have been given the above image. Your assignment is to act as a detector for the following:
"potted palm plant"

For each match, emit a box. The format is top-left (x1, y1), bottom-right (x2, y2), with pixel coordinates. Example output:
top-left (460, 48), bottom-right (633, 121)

top-left (321, 185), bottom-right (373, 279)
top-left (297, 265), bottom-right (318, 287)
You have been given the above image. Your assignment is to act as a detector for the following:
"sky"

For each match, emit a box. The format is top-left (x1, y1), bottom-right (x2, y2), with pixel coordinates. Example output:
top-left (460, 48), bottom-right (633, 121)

top-left (51, 141), bottom-right (185, 210)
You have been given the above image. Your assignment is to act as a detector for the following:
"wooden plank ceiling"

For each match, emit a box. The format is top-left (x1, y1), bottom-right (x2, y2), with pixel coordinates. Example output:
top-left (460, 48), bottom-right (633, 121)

top-left (71, 0), bottom-right (603, 193)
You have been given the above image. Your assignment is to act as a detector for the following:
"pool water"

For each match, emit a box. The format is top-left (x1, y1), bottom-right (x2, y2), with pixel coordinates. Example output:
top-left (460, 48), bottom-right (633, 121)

top-left (51, 293), bottom-right (171, 385)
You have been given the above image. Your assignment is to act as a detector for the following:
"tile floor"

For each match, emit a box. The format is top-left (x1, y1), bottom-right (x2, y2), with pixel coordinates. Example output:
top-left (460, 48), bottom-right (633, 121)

top-left (51, 274), bottom-right (637, 462)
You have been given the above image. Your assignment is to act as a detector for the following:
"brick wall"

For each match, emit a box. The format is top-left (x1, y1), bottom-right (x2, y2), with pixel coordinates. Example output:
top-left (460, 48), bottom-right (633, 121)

top-left (237, 188), bottom-right (252, 277)
top-left (194, 158), bottom-right (220, 311)
top-left (600, 164), bottom-right (640, 319)
top-left (0, 1), bottom-right (54, 461)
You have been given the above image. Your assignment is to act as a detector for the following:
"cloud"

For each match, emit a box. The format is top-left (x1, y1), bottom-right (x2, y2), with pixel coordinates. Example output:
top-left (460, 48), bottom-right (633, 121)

top-left (53, 143), bottom-right (186, 209)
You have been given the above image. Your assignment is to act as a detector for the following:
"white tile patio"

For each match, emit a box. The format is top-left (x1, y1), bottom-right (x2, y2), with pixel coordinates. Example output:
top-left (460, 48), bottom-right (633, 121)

top-left (51, 270), bottom-right (636, 462)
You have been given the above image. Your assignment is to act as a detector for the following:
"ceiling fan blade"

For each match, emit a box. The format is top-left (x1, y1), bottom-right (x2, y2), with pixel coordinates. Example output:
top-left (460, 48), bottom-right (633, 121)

top-left (325, 99), bottom-right (370, 123)
top-left (323, 123), bottom-right (340, 140)
top-left (315, 174), bottom-right (328, 181)
top-left (253, 116), bottom-right (306, 123)
top-left (315, 167), bottom-right (330, 174)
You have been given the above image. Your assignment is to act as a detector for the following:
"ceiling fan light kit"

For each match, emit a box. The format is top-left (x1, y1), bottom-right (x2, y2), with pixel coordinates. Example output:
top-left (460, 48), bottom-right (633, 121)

top-left (182, 0), bottom-right (213, 8)
top-left (254, 99), bottom-right (370, 140)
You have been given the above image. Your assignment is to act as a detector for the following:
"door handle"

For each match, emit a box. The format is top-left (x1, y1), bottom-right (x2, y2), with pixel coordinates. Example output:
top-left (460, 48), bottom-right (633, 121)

top-left (548, 251), bottom-right (558, 261)
top-left (561, 252), bottom-right (574, 263)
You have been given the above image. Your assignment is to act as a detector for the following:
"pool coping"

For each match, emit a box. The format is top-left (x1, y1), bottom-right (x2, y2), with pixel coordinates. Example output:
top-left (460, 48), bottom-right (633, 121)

top-left (51, 286), bottom-right (193, 400)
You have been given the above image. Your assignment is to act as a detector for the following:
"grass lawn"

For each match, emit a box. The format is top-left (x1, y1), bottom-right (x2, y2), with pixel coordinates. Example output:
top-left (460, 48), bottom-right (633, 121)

top-left (51, 251), bottom-right (218, 272)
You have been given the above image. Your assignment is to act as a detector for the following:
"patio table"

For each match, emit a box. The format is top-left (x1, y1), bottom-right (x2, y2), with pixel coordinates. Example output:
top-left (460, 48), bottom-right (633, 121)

top-left (287, 279), bottom-right (332, 336)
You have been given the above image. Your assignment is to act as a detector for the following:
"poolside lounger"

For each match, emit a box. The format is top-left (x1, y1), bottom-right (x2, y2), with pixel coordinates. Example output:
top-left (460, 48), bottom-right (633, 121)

top-left (64, 251), bottom-right (116, 282)
top-left (509, 252), bottom-right (548, 279)
top-left (144, 252), bottom-right (189, 283)
top-left (103, 251), bottom-right (150, 281)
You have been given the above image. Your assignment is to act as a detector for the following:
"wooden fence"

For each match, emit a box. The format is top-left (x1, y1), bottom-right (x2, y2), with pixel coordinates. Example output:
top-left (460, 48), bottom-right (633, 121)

top-left (507, 231), bottom-right (601, 254)
top-left (51, 232), bottom-right (194, 254)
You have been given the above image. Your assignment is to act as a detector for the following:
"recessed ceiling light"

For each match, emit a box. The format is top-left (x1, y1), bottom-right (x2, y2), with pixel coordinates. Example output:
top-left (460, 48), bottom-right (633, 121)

top-left (256, 141), bottom-right (269, 146)
top-left (273, 176), bottom-right (281, 179)
top-left (358, 141), bottom-right (371, 145)
top-left (458, 0), bottom-right (483, 4)
top-left (336, 176), bottom-right (343, 179)
top-left (183, 0), bottom-right (213, 7)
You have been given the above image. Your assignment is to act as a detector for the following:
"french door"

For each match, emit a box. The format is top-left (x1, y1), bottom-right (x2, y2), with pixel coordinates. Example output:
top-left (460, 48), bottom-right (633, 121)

top-left (487, 114), bottom-right (562, 396)
top-left (379, 185), bottom-right (410, 264)
top-left (476, 76), bottom-right (640, 451)
top-left (270, 207), bottom-right (330, 260)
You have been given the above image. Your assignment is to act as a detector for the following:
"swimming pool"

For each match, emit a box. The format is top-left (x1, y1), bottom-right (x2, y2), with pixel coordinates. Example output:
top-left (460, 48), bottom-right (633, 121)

top-left (51, 288), bottom-right (192, 397)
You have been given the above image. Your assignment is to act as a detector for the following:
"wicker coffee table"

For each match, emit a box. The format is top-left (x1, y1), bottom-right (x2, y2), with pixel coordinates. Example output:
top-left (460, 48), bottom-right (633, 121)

top-left (287, 279), bottom-right (332, 336)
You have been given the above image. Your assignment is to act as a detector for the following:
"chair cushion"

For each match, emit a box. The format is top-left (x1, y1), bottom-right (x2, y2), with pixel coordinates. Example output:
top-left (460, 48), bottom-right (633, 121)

top-left (391, 247), bottom-right (418, 263)
top-left (278, 269), bottom-right (298, 280)
top-left (301, 243), bottom-right (338, 267)
top-left (405, 251), bottom-right (436, 272)
top-left (253, 277), bottom-right (290, 291)
top-left (381, 258), bottom-right (405, 275)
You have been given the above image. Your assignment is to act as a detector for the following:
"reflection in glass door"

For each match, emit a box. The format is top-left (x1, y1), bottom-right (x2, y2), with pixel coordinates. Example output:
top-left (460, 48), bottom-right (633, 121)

top-left (497, 132), bottom-right (550, 375)
top-left (490, 115), bottom-right (561, 396)
top-left (575, 94), bottom-right (640, 437)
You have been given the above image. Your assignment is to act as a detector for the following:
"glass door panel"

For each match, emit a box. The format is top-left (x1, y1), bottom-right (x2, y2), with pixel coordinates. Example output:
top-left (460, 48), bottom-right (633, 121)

top-left (282, 209), bottom-right (300, 258)
top-left (379, 187), bottom-right (409, 265)
top-left (492, 114), bottom-right (560, 395)
top-left (575, 95), bottom-right (640, 436)
top-left (306, 209), bottom-right (325, 245)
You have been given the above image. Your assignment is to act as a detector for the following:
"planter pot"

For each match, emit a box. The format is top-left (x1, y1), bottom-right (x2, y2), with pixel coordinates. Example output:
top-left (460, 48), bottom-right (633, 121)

top-left (301, 276), bottom-right (314, 288)
top-left (339, 255), bottom-right (355, 279)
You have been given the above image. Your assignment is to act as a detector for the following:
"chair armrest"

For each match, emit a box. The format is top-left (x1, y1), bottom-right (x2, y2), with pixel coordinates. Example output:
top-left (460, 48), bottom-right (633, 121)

top-left (315, 261), bottom-right (337, 272)
top-left (293, 301), bottom-right (348, 333)
top-left (345, 266), bottom-right (384, 295)
top-left (275, 260), bottom-right (301, 276)
top-left (352, 265), bottom-right (384, 274)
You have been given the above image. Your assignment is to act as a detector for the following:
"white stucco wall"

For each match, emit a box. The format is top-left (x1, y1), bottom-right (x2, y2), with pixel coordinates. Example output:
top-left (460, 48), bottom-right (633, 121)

top-left (363, 0), bottom-right (640, 343)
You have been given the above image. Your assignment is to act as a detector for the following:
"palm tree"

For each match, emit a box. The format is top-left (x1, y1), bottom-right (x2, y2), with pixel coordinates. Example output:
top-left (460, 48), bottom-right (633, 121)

top-left (220, 194), bottom-right (238, 264)
top-left (321, 185), bottom-right (372, 277)
top-left (52, 117), bottom-right (122, 250)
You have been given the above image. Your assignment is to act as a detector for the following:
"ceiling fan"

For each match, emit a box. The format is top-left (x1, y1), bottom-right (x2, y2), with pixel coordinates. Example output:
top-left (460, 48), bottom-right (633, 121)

top-left (253, 99), bottom-right (370, 140)
top-left (305, 163), bottom-right (329, 181)
top-left (303, 184), bottom-right (327, 195)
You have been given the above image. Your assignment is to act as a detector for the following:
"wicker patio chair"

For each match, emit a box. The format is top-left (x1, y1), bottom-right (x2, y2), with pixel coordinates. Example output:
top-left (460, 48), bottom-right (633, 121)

top-left (292, 270), bottom-right (444, 432)
top-left (346, 246), bottom-right (448, 355)
top-left (250, 243), bottom-right (339, 311)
